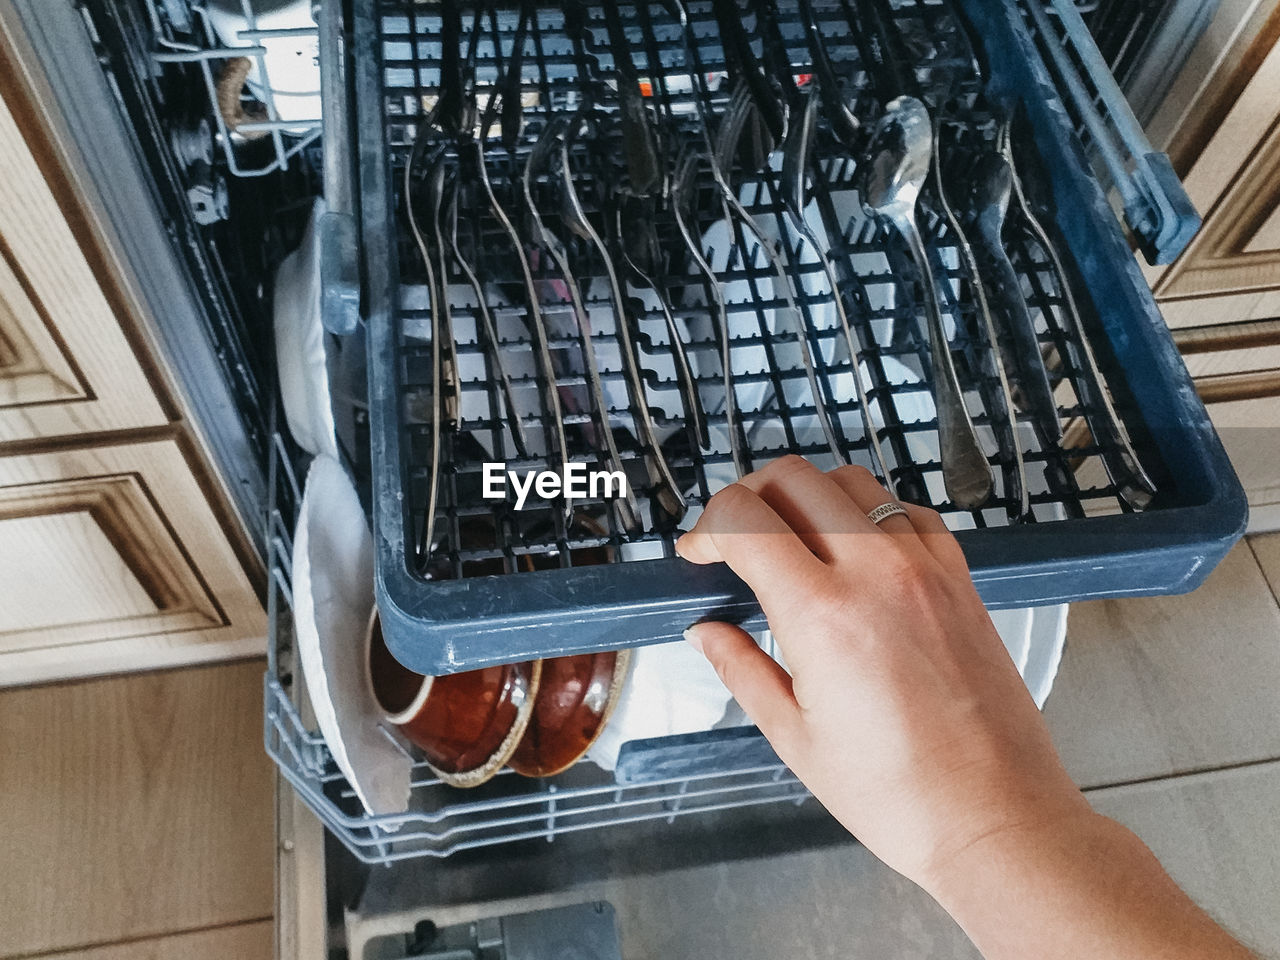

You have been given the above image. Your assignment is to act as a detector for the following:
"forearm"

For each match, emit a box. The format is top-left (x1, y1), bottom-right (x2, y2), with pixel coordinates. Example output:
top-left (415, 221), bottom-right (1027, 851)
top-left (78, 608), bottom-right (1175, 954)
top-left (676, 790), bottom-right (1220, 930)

top-left (924, 810), bottom-right (1256, 960)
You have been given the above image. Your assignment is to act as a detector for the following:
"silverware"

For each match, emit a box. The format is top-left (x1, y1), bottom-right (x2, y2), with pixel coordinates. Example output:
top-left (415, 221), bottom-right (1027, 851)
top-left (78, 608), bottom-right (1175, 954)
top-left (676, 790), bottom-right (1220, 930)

top-left (403, 127), bottom-right (448, 564)
top-left (502, 0), bottom-right (532, 156)
top-left (556, 117), bottom-right (687, 523)
top-left (711, 0), bottom-right (784, 169)
top-left (671, 148), bottom-right (750, 478)
top-left (616, 195), bottom-right (711, 453)
top-left (931, 121), bottom-right (1029, 520)
top-left (968, 150), bottom-right (1062, 443)
top-left (523, 117), bottom-right (643, 535)
top-left (715, 83), bottom-right (847, 465)
top-left (704, 0), bottom-right (850, 466)
top-left (796, 0), bottom-right (860, 147)
top-left (474, 17), bottom-right (573, 526)
top-left (779, 86), bottom-right (892, 485)
top-left (999, 122), bottom-right (1157, 508)
top-left (862, 97), bottom-right (993, 508)
top-left (944, 0), bottom-right (1155, 507)
top-left (441, 175), bottom-right (530, 459)
top-left (424, 153), bottom-right (462, 429)
top-left (599, 0), bottom-right (662, 197)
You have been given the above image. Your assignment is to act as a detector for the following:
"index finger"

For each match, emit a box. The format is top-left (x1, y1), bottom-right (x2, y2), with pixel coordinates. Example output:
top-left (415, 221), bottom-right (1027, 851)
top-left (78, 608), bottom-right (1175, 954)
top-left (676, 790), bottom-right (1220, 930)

top-left (675, 482), bottom-right (827, 611)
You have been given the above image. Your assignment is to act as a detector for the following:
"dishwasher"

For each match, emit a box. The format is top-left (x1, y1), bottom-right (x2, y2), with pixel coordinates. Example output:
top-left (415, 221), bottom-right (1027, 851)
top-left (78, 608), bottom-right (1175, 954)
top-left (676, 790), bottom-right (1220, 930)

top-left (3, 0), bottom-right (1246, 956)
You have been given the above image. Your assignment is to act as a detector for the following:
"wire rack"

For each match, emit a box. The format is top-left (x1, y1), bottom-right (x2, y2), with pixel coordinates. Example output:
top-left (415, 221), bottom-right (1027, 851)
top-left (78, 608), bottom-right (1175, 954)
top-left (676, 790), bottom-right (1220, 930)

top-left (147, 0), bottom-right (323, 177)
top-left (263, 433), bottom-right (811, 866)
top-left (375, 0), bottom-right (1153, 579)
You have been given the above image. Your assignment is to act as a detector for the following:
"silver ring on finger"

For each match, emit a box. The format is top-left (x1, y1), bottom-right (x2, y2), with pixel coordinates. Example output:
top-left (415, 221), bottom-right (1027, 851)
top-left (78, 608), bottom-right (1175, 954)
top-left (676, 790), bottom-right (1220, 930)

top-left (866, 501), bottom-right (910, 527)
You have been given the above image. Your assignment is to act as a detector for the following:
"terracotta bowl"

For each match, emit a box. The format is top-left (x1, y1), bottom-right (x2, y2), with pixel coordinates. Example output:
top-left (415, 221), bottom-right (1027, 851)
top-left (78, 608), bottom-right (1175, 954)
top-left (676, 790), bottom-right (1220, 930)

top-left (508, 648), bottom-right (631, 777)
top-left (507, 530), bottom-right (630, 778)
top-left (365, 610), bottom-right (541, 789)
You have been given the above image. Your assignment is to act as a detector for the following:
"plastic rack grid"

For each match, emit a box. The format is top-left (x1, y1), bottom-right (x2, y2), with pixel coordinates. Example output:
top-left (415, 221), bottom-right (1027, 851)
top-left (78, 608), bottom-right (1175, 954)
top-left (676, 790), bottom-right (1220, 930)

top-left (356, 0), bottom-right (1242, 676)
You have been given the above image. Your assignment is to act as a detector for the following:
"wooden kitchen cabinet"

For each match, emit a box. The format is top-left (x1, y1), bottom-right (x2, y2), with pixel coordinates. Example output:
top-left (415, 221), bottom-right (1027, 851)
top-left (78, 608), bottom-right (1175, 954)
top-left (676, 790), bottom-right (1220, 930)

top-left (0, 48), bottom-right (265, 684)
top-left (0, 659), bottom-right (274, 957)
top-left (1145, 1), bottom-right (1280, 528)
top-left (1153, 19), bottom-right (1280, 311)
top-left (0, 439), bottom-right (265, 686)
top-left (0, 73), bottom-right (167, 443)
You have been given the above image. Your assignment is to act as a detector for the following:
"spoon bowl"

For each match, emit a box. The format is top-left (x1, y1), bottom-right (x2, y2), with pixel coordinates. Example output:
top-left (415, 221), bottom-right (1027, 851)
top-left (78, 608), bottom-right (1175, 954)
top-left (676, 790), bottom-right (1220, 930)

top-left (862, 96), bottom-right (994, 509)
top-left (861, 96), bottom-right (932, 217)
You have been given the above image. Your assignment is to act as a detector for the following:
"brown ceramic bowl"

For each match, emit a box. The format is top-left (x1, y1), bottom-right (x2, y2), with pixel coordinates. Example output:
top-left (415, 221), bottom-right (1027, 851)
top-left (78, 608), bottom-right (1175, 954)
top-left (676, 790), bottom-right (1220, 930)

top-left (506, 527), bottom-right (629, 778)
top-left (365, 610), bottom-right (541, 789)
top-left (508, 648), bottom-right (631, 778)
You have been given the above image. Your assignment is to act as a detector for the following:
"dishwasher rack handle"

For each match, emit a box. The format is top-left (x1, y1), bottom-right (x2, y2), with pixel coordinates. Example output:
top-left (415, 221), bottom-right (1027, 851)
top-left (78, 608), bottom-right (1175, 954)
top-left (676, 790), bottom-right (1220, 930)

top-left (1023, 0), bottom-right (1201, 266)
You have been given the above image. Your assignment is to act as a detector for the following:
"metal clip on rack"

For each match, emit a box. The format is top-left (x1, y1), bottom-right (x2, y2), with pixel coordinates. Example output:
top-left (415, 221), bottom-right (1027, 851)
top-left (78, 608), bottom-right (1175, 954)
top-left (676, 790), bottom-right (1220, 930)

top-left (1019, 0), bottom-right (1200, 265)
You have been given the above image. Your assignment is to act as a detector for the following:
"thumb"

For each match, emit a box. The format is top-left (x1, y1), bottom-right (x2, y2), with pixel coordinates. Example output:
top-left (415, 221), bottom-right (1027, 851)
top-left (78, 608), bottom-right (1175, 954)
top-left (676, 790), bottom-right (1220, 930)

top-left (684, 621), bottom-right (804, 754)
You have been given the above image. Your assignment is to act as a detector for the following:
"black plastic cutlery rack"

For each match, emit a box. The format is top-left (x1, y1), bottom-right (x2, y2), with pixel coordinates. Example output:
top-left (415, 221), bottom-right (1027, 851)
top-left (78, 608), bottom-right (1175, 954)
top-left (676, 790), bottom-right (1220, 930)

top-left (353, 0), bottom-right (1244, 673)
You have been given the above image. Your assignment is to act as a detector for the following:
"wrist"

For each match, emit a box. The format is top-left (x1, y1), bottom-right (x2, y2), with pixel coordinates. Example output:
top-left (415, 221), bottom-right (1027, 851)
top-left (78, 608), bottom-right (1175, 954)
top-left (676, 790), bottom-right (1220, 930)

top-left (915, 796), bottom-right (1107, 906)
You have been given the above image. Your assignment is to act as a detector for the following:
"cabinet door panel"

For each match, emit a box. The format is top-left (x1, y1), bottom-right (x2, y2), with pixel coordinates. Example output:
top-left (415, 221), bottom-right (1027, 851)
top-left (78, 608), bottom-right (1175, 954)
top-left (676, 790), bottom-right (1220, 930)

top-left (0, 439), bottom-right (264, 685)
top-left (1157, 35), bottom-right (1280, 304)
top-left (0, 85), bottom-right (167, 440)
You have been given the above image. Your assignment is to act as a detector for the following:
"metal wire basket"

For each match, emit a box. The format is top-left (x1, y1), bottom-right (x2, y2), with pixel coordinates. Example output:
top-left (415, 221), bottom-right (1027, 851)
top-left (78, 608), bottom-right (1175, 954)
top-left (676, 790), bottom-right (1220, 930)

top-left (264, 434), bottom-right (812, 865)
top-left (148, 0), bottom-right (324, 177)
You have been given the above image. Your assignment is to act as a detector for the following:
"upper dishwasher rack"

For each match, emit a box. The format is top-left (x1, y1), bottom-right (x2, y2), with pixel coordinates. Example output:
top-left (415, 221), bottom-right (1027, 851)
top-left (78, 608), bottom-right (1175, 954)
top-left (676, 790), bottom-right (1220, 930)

top-left (348, 0), bottom-right (1245, 675)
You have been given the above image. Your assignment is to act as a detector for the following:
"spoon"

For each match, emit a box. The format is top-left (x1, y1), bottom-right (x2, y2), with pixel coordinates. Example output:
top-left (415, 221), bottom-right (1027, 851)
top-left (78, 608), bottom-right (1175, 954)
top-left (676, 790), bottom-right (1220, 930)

top-left (861, 96), bottom-right (993, 509)
top-left (969, 150), bottom-right (1062, 443)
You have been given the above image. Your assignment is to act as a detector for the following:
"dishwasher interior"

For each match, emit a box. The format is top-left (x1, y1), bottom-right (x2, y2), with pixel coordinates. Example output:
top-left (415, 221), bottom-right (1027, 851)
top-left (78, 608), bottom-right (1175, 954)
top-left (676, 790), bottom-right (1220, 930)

top-left (46, 0), bottom-right (1244, 955)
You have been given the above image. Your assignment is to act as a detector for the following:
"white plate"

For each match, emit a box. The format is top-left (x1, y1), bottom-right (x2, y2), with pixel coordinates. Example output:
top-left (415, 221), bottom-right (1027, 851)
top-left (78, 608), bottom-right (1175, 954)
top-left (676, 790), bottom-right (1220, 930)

top-left (293, 456), bottom-right (411, 817)
top-left (274, 199), bottom-right (338, 459)
top-left (1023, 603), bottom-right (1069, 709)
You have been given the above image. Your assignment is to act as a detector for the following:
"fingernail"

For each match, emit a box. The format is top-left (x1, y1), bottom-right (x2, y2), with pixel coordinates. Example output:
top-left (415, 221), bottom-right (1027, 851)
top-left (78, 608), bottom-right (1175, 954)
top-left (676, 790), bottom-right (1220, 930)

top-left (682, 626), bottom-right (704, 654)
top-left (674, 534), bottom-right (689, 559)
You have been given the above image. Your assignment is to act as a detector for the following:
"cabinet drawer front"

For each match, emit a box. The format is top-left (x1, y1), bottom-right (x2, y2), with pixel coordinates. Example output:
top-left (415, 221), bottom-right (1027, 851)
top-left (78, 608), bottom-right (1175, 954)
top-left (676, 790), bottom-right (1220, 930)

top-left (0, 86), bottom-right (167, 441)
top-left (1156, 27), bottom-right (1280, 307)
top-left (0, 439), bottom-right (264, 685)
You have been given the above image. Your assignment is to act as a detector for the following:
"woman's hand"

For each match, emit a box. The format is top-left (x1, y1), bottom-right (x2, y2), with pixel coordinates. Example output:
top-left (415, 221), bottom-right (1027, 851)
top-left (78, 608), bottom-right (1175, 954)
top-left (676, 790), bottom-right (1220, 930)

top-left (676, 456), bottom-right (1257, 959)
top-left (676, 456), bottom-right (1091, 889)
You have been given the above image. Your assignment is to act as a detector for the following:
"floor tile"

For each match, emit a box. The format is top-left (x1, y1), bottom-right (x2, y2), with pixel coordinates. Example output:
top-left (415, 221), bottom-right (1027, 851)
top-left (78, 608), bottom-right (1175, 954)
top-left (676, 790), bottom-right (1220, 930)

top-left (1248, 532), bottom-right (1280, 603)
top-left (1043, 541), bottom-right (1280, 789)
top-left (1089, 761), bottom-right (1280, 957)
